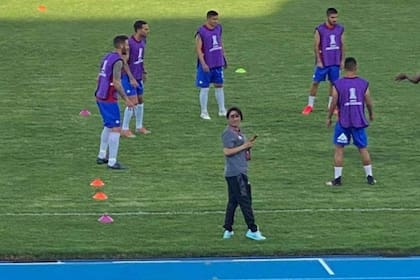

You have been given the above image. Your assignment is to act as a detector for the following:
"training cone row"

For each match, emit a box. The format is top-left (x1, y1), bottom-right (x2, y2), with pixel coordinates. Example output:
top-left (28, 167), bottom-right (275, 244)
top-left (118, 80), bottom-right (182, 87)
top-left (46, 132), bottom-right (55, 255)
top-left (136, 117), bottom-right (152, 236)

top-left (89, 178), bottom-right (113, 223)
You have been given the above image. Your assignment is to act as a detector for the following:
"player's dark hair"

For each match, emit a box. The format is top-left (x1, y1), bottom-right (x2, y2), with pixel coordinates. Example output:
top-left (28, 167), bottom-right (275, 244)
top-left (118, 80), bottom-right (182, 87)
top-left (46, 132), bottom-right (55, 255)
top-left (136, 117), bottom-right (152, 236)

top-left (113, 35), bottom-right (128, 48)
top-left (344, 57), bottom-right (357, 71)
top-left (326, 7), bottom-right (338, 16)
top-left (226, 106), bottom-right (243, 120)
top-left (207, 10), bottom-right (218, 18)
top-left (134, 20), bottom-right (148, 32)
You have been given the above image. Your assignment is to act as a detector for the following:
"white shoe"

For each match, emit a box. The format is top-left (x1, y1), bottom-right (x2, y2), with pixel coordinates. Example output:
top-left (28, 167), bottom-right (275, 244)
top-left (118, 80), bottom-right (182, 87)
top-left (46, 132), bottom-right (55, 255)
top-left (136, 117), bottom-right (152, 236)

top-left (200, 112), bottom-right (211, 120)
top-left (218, 110), bottom-right (227, 117)
top-left (245, 229), bottom-right (266, 241)
top-left (222, 230), bottom-right (234, 239)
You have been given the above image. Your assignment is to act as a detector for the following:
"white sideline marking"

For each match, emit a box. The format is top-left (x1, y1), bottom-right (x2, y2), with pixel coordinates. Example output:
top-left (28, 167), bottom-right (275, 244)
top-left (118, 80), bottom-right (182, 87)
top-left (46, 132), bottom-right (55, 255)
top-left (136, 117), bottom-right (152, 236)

top-left (217, 276), bottom-right (420, 280)
top-left (0, 258), bottom-right (326, 266)
top-left (2, 207), bottom-right (420, 217)
top-left (318, 258), bottom-right (335, 275)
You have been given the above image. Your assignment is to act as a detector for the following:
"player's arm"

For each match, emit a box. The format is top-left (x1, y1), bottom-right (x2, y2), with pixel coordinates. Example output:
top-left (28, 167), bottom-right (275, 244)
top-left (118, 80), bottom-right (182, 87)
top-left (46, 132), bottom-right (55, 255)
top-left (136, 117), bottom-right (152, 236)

top-left (314, 30), bottom-right (323, 67)
top-left (223, 139), bottom-right (255, 156)
top-left (113, 60), bottom-right (133, 107)
top-left (195, 34), bottom-right (209, 72)
top-left (121, 53), bottom-right (132, 78)
top-left (340, 32), bottom-right (345, 69)
top-left (122, 54), bottom-right (139, 88)
top-left (326, 85), bottom-right (338, 127)
top-left (220, 40), bottom-right (227, 69)
top-left (395, 73), bottom-right (420, 83)
top-left (364, 87), bottom-right (374, 121)
top-left (219, 28), bottom-right (227, 68)
top-left (143, 66), bottom-right (148, 82)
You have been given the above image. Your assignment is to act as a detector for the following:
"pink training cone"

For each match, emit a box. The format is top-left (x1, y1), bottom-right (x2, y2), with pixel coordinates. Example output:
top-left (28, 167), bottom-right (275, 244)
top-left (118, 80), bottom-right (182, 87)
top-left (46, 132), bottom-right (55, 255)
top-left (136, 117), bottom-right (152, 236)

top-left (79, 109), bottom-right (91, 116)
top-left (98, 214), bottom-right (114, 223)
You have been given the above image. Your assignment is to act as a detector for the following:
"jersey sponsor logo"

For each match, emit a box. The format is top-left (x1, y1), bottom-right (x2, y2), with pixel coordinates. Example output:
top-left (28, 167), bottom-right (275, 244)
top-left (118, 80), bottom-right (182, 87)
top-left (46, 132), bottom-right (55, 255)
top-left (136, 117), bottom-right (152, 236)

top-left (99, 60), bottom-right (108, 77)
top-left (209, 35), bottom-right (222, 52)
top-left (344, 87), bottom-right (362, 106)
top-left (133, 48), bottom-right (144, 65)
top-left (325, 34), bottom-right (340, 51)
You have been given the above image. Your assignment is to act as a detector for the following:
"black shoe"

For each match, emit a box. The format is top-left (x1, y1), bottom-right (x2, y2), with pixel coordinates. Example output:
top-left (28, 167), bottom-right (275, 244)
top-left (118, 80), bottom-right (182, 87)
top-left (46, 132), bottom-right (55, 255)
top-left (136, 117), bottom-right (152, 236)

top-left (96, 157), bottom-right (108, 165)
top-left (107, 162), bottom-right (127, 170)
top-left (326, 176), bottom-right (342, 186)
top-left (367, 175), bottom-right (376, 185)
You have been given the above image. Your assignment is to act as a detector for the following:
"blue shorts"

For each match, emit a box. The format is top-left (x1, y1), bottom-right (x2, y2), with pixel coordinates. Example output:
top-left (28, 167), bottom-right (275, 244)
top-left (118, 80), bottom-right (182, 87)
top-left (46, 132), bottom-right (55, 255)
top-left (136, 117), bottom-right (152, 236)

top-left (333, 122), bottom-right (368, 148)
top-left (195, 65), bottom-right (224, 88)
top-left (96, 101), bottom-right (121, 128)
top-left (313, 65), bottom-right (340, 83)
top-left (122, 74), bottom-right (144, 96)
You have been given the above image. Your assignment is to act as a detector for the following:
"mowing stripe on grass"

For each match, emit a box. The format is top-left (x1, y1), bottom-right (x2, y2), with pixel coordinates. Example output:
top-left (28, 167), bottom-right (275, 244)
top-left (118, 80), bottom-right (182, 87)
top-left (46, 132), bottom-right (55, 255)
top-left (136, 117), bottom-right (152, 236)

top-left (3, 207), bottom-right (420, 216)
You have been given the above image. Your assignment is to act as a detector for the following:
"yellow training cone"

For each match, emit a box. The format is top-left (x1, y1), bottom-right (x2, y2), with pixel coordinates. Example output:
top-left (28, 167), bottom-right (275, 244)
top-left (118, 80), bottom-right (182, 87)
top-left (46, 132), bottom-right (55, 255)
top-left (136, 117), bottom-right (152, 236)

top-left (235, 68), bottom-right (247, 74)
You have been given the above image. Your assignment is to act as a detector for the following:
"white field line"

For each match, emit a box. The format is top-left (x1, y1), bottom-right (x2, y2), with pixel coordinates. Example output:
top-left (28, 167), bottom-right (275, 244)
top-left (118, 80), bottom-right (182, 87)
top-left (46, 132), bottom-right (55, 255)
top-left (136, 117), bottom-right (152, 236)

top-left (0, 258), bottom-right (318, 266)
top-left (2, 207), bottom-right (420, 217)
top-left (217, 276), bottom-right (420, 280)
top-left (317, 258), bottom-right (335, 275)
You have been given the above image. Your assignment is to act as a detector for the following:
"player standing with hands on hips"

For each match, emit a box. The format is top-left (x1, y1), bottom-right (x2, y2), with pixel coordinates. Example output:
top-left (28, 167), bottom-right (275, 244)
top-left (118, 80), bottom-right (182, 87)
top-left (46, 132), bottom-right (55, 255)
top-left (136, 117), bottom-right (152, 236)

top-left (326, 57), bottom-right (376, 186)
top-left (195, 10), bottom-right (227, 120)
top-left (302, 7), bottom-right (345, 115)
top-left (221, 107), bottom-right (266, 241)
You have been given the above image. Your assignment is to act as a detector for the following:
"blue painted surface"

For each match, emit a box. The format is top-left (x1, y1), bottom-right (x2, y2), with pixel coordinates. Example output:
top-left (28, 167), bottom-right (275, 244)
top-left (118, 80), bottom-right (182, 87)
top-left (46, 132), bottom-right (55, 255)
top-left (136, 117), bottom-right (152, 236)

top-left (1, 257), bottom-right (420, 280)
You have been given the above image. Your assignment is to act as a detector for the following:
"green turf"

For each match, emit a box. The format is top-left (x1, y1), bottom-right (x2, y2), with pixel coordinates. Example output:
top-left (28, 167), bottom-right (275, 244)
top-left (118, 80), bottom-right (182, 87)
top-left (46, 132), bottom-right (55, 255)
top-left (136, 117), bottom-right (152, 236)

top-left (1, 0), bottom-right (420, 260)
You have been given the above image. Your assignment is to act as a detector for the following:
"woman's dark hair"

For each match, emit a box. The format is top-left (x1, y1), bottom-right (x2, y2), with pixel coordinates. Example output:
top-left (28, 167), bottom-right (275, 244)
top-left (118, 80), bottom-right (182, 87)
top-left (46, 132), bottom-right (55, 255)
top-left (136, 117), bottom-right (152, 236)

top-left (226, 106), bottom-right (243, 120)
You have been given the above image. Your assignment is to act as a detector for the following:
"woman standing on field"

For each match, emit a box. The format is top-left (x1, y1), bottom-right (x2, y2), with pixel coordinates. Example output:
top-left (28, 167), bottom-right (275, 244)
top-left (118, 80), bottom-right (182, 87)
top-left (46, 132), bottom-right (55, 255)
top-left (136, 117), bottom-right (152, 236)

top-left (221, 107), bottom-right (266, 241)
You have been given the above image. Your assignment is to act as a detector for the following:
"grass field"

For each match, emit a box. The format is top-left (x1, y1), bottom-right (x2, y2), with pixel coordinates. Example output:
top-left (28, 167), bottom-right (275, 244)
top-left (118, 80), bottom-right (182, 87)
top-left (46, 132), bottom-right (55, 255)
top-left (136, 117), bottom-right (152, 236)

top-left (1, 0), bottom-right (420, 260)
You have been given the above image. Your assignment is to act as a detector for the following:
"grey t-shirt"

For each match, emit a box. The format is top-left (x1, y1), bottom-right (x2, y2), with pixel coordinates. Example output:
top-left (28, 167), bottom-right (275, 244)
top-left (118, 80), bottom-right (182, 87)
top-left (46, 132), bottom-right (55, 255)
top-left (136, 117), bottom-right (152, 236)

top-left (222, 126), bottom-right (248, 177)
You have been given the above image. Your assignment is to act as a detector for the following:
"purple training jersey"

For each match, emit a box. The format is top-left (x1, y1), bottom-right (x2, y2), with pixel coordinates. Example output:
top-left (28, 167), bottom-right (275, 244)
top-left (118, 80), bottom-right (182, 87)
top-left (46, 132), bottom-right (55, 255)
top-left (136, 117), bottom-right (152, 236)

top-left (335, 76), bottom-right (369, 128)
top-left (196, 24), bottom-right (226, 68)
top-left (128, 36), bottom-right (146, 80)
top-left (94, 52), bottom-right (122, 102)
top-left (316, 23), bottom-right (344, 67)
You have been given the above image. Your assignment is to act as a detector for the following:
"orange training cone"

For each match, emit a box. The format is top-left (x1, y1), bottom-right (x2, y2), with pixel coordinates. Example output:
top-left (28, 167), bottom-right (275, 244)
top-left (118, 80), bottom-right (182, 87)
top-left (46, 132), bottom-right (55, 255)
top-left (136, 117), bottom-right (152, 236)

top-left (37, 5), bottom-right (47, 12)
top-left (90, 178), bottom-right (105, 187)
top-left (93, 192), bottom-right (108, 201)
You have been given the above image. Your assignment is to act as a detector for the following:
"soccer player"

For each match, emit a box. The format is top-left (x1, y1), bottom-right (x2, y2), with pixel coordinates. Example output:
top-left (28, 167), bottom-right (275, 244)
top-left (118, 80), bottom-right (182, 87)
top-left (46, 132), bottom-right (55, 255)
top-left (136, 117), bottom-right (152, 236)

top-left (395, 72), bottom-right (420, 83)
top-left (222, 107), bottom-right (266, 241)
top-left (195, 10), bottom-right (227, 120)
top-left (95, 35), bottom-right (134, 169)
top-left (121, 20), bottom-right (151, 137)
top-left (326, 57), bottom-right (376, 186)
top-left (302, 7), bottom-right (345, 115)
